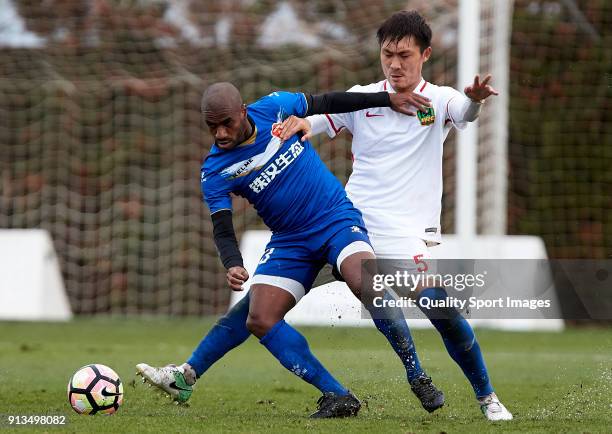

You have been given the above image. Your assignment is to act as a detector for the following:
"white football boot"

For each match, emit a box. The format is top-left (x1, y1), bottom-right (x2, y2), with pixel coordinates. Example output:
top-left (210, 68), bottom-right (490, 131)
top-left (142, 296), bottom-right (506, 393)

top-left (479, 393), bottom-right (513, 421)
top-left (136, 363), bottom-right (193, 403)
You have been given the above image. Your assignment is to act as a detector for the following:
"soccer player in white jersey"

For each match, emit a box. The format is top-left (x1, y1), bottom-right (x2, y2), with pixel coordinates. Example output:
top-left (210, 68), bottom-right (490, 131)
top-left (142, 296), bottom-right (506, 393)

top-left (278, 10), bottom-right (512, 421)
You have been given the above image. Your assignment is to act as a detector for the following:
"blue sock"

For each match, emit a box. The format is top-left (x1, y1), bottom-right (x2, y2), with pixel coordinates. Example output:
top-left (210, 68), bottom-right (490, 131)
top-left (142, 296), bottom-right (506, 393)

top-left (366, 291), bottom-right (424, 382)
top-left (260, 320), bottom-right (348, 396)
top-left (187, 293), bottom-right (251, 377)
top-left (418, 287), bottom-right (494, 397)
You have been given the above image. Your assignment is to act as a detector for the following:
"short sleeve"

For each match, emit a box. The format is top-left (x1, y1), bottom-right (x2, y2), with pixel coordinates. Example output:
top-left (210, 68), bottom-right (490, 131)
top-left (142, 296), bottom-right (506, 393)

top-left (201, 169), bottom-right (232, 214)
top-left (266, 91), bottom-right (309, 118)
top-left (318, 112), bottom-right (353, 137)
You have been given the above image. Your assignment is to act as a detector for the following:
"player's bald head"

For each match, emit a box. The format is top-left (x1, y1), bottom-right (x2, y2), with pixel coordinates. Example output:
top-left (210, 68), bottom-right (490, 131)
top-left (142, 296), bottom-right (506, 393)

top-left (201, 82), bottom-right (251, 150)
top-left (201, 82), bottom-right (243, 115)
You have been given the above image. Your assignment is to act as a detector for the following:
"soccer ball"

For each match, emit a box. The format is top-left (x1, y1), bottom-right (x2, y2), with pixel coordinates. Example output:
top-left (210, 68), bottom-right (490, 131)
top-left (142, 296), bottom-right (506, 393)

top-left (67, 364), bottom-right (124, 415)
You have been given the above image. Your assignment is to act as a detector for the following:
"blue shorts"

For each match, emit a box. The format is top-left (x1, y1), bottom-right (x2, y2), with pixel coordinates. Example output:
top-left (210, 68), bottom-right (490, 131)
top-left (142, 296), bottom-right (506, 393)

top-left (251, 218), bottom-right (373, 301)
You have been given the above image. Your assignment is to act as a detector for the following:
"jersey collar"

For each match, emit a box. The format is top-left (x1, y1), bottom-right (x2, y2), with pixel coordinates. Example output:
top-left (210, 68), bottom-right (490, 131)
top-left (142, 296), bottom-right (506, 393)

top-left (383, 77), bottom-right (426, 93)
top-left (238, 114), bottom-right (257, 147)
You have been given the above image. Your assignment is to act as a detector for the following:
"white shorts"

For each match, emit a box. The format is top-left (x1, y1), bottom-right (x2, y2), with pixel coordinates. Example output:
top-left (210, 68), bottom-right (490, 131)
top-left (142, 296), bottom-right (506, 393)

top-left (368, 234), bottom-right (437, 278)
top-left (368, 234), bottom-right (432, 259)
top-left (368, 234), bottom-right (442, 296)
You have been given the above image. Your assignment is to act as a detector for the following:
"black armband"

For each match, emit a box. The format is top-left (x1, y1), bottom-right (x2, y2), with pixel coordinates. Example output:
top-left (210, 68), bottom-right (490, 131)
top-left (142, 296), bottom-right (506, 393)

top-left (305, 92), bottom-right (391, 116)
top-left (211, 209), bottom-right (243, 269)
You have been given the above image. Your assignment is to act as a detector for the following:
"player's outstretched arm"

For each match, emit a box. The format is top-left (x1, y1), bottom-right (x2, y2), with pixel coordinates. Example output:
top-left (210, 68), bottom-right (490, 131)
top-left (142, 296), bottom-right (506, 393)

top-left (211, 209), bottom-right (249, 290)
top-left (448, 74), bottom-right (500, 125)
top-left (304, 91), bottom-right (430, 117)
top-left (464, 74), bottom-right (499, 102)
top-left (280, 90), bottom-right (432, 142)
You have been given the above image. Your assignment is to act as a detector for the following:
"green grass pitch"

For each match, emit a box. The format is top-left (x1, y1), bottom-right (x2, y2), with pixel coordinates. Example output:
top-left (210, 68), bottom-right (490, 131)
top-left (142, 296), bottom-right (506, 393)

top-left (1, 319), bottom-right (611, 433)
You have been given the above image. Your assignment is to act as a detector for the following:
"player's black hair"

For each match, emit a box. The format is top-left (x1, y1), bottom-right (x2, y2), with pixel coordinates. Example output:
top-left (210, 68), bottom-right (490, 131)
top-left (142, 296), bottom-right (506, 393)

top-left (376, 10), bottom-right (432, 53)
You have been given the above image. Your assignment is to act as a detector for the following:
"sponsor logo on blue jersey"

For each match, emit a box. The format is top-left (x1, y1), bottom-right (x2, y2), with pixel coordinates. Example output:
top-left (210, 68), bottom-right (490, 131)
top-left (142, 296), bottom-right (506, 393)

top-left (249, 141), bottom-right (304, 193)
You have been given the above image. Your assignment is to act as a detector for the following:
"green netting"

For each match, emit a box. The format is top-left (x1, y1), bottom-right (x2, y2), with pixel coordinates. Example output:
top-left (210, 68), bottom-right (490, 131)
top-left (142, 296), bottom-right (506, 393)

top-left (0, 0), bottom-right (609, 314)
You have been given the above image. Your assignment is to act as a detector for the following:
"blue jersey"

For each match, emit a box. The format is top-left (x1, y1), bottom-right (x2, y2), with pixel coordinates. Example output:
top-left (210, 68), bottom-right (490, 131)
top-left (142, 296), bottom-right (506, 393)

top-left (201, 91), bottom-right (362, 234)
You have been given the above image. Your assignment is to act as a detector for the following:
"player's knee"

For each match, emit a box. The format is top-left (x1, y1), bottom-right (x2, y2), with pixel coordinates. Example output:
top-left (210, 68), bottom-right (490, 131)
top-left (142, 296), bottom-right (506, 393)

top-left (246, 312), bottom-right (276, 338)
top-left (343, 273), bottom-right (362, 294)
top-left (339, 251), bottom-right (376, 298)
top-left (418, 286), bottom-right (448, 301)
top-left (411, 282), bottom-right (428, 297)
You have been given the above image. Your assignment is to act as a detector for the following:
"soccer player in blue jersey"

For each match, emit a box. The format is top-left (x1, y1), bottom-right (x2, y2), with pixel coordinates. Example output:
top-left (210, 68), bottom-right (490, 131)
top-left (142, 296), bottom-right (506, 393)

top-left (136, 82), bottom-right (442, 418)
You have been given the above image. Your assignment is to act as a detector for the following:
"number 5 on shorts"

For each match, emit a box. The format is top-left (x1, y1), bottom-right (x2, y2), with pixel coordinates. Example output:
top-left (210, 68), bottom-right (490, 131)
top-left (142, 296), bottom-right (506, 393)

top-left (413, 254), bottom-right (428, 272)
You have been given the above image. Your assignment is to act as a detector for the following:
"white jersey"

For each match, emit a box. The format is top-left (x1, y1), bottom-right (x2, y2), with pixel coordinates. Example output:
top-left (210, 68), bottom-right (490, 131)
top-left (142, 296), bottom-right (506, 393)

top-left (309, 78), bottom-right (469, 246)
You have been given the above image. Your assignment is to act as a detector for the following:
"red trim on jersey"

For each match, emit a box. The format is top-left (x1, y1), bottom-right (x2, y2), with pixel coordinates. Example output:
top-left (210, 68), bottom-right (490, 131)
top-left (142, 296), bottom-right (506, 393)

top-left (420, 81), bottom-right (428, 92)
top-left (383, 80), bottom-right (387, 91)
top-left (325, 114), bottom-right (344, 135)
top-left (445, 96), bottom-right (457, 125)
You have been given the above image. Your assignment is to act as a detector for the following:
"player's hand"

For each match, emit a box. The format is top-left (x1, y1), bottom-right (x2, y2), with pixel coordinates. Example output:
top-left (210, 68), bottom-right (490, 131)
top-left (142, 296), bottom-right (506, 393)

top-left (227, 266), bottom-right (249, 291)
top-left (389, 92), bottom-right (431, 116)
top-left (278, 116), bottom-right (312, 143)
top-left (464, 74), bottom-right (499, 102)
